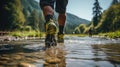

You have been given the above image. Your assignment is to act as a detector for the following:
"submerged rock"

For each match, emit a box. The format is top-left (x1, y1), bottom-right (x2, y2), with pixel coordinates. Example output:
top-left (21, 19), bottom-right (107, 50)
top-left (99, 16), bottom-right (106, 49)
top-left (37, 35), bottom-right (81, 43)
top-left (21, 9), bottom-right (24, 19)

top-left (18, 62), bottom-right (35, 67)
top-left (45, 57), bottom-right (61, 64)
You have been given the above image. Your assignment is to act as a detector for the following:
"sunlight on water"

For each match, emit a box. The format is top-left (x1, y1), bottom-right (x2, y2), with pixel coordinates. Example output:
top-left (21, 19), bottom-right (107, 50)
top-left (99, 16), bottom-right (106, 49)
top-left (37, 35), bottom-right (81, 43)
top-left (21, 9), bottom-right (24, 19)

top-left (65, 36), bottom-right (120, 45)
top-left (0, 36), bottom-right (120, 67)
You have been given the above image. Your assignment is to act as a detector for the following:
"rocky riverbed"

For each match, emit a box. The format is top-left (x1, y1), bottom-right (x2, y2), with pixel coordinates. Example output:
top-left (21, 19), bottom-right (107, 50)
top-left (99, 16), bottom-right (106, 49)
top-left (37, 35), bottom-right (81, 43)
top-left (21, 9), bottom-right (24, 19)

top-left (0, 36), bottom-right (120, 67)
top-left (0, 36), bottom-right (42, 42)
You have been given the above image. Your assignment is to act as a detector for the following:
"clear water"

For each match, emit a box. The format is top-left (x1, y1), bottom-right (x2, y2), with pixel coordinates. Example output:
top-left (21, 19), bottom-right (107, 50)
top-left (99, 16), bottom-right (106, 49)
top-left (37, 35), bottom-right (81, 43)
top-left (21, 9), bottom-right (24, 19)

top-left (0, 36), bottom-right (120, 67)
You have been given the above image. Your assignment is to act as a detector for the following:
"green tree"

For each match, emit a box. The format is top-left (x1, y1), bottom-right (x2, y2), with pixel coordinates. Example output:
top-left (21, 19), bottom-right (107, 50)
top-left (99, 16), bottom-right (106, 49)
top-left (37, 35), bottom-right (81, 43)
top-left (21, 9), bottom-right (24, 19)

top-left (79, 24), bottom-right (87, 34)
top-left (0, 0), bottom-right (25, 31)
top-left (28, 10), bottom-right (39, 31)
top-left (74, 27), bottom-right (80, 34)
top-left (23, 8), bottom-right (30, 18)
top-left (111, 0), bottom-right (119, 5)
top-left (96, 3), bottom-right (120, 32)
top-left (92, 0), bottom-right (102, 27)
top-left (38, 13), bottom-right (45, 32)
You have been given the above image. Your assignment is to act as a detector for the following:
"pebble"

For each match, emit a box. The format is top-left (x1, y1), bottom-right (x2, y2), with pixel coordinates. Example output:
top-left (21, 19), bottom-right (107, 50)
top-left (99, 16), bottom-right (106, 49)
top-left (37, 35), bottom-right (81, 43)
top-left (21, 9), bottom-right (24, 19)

top-left (0, 61), bottom-right (8, 65)
top-left (45, 57), bottom-right (61, 64)
top-left (13, 55), bottom-right (23, 60)
top-left (18, 62), bottom-right (35, 67)
top-left (0, 57), bottom-right (10, 61)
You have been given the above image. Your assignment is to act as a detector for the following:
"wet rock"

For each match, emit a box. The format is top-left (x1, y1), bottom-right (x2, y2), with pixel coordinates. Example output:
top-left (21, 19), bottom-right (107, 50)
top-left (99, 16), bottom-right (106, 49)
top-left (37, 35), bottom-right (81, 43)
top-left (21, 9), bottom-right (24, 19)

top-left (13, 55), bottom-right (23, 60)
top-left (108, 56), bottom-right (120, 63)
top-left (45, 57), bottom-right (61, 64)
top-left (0, 57), bottom-right (10, 61)
top-left (18, 62), bottom-right (35, 67)
top-left (44, 62), bottom-right (49, 66)
top-left (17, 53), bottom-right (24, 55)
top-left (0, 61), bottom-right (8, 65)
top-left (25, 58), bottom-right (39, 63)
top-left (1, 54), bottom-right (9, 57)
top-left (33, 54), bottom-right (44, 59)
top-left (7, 61), bottom-right (18, 65)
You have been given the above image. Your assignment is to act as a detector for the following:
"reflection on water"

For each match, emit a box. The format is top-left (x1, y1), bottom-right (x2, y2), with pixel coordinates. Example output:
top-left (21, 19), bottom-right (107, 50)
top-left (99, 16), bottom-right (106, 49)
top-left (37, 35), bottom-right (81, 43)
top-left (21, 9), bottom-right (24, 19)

top-left (44, 43), bottom-right (66, 67)
top-left (65, 36), bottom-right (120, 67)
top-left (0, 40), bottom-right (45, 67)
top-left (92, 44), bottom-right (120, 67)
top-left (0, 36), bottom-right (120, 67)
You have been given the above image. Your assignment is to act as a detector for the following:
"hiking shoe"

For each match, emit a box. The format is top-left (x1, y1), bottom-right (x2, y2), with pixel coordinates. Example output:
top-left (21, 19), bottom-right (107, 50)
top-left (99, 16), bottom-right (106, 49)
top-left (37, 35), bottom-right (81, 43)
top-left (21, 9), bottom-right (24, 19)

top-left (45, 19), bottom-right (57, 48)
top-left (57, 33), bottom-right (64, 43)
top-left (45, 34), bottom-right (57, 48)
top-left (45, 19), bottom-right (57, 35)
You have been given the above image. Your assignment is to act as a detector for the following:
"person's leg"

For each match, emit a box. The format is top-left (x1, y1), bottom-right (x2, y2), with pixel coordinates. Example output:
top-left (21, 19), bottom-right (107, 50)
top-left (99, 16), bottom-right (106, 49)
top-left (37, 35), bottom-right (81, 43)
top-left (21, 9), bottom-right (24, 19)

top-left (40, 0), bottom-right (57, 47)
top-left (56, 0), bottom-right (68, 42)
top-left (58, 14), bottom-right (66, 34)
top-left (42, 6), bottom-right (54, 22)
top-left (40, 0), bottom-right (55, 24)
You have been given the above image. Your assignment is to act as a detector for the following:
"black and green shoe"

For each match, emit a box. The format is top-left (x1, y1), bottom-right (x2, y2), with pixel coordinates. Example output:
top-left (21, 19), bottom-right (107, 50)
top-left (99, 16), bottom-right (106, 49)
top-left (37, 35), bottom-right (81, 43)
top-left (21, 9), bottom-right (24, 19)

top-left (45, 19), bottom-right (57, 48)
top-left (45, 34), bottom-right (57, 48)
top-left (57, 33), bottom-right (64, 43)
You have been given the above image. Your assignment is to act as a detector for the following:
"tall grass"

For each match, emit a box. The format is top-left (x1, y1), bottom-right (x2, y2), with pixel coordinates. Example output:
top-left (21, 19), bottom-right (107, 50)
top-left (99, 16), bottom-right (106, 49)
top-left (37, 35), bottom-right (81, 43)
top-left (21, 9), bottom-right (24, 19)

top-left (98, 30), bottom-right (120, 38)
top-left (108, 30), bottom-right (120, 38)
top-left (10, 31), bottom-right (44, 37)
top-left (66, 34), bottom-right (87, 37)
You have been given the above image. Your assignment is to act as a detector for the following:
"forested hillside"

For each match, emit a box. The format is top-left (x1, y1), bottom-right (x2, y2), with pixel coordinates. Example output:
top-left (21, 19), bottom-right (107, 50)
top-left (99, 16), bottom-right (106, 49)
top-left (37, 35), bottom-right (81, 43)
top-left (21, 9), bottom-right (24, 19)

top-left (74, 1), bottom-right (120, 35)
top-left (65, 13), bottom-right (90, 34)
top-left (0, 0), bottom-right (25, 31)
top-left (0, 0), bottom-right (90, 34)
top-left (95, 3), bottom-right (120, 33)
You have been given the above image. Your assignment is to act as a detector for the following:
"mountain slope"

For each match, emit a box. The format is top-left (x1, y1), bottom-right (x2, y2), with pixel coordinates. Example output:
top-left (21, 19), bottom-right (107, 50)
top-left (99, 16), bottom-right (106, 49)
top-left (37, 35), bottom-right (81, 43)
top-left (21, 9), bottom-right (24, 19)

top-left (21, 0), bottom-right (90, 34)
top-left (65, 13), bottom-right (90, 33)
top-left (67, 13), bottom-right (89, 25)
top-left (21, 0), bottom-right (41, 12)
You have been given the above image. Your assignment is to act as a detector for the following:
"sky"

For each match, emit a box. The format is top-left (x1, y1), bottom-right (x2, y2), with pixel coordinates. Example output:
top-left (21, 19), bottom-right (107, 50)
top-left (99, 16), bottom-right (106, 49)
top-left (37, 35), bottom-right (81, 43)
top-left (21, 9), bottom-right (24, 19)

top-left (35, 0), bottom-right (112, 21)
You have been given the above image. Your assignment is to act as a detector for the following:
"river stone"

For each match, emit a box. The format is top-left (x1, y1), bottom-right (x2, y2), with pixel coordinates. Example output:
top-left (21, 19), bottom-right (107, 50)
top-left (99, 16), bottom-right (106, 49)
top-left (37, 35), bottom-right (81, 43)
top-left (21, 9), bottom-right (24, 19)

top-left (45, 57), bottom-right (61, 64)
top-left (0, 57), bottom-right (10, 61)
top-left (18, 62), bottom-right (35, 67)
top-left (25, 58), bottom-right (39, 63)
top-left (0, 61), bottom-right (8, 65)
top-left (17, 53), bottom-right (24, 55)
top-left (13, 55), bottom-right (23, 60)
top-left (108, 56), bottom-right (120, 63)
top-left (1, 54), bottom-right (8, 57)
top-left (44, 62), bottom-right (49, 66)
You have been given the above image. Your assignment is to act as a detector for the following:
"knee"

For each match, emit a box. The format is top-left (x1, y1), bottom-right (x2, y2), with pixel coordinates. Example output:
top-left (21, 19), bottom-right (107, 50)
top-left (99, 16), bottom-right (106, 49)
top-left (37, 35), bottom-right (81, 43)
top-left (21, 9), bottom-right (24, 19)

top-left (43, 6), bottom-right (54, 16)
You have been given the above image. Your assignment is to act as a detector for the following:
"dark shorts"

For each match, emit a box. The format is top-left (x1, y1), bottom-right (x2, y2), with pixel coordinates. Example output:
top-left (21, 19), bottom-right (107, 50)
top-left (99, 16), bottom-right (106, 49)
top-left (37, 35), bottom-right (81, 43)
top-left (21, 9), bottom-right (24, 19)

top-left (40, 0), bottom-right (68, 14)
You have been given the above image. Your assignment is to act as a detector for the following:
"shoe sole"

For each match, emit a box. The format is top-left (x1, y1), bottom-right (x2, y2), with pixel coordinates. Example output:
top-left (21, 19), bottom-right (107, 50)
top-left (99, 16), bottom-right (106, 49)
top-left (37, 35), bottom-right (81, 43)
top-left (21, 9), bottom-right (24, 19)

top-left (45, 34), bottom-right (57, 48)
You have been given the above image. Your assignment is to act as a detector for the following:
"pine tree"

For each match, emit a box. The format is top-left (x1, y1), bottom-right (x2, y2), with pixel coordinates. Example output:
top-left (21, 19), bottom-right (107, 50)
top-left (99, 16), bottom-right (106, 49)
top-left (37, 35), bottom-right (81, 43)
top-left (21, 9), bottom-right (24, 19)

top-left (96, 3), bottom-right (120, 32)
top-left (92, 0), bottom-right (102, 27)
top-left (111, 0), bottom-right (119, 5)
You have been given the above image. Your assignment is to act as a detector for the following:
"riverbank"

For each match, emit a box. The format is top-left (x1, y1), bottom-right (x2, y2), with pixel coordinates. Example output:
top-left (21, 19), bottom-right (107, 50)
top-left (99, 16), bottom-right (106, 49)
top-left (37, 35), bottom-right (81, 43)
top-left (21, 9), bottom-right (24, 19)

top-left (0, 31), bottom-right (45, 42)
top-left (98, 31), bottom-right (120, 39)
top-left (1, 30), bottom-right (120, 42)
top-left (0, 36), bottom-right (42, 42)
top-left (65, 33), bottom-right (120, 40)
